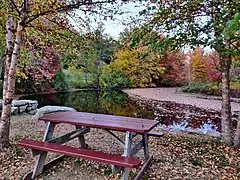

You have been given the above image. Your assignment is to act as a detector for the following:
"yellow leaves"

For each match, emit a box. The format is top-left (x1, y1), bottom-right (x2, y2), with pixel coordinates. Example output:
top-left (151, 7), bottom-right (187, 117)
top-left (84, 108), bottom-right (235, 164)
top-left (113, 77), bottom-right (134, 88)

top-left (16, 70), bottom-right (28, 80)
top-left (109, 47), bottom-right (164, 87)
top-left (29, 0), bottom-right (61, 16)
top-left (190, 48), bottom-right (208, 82)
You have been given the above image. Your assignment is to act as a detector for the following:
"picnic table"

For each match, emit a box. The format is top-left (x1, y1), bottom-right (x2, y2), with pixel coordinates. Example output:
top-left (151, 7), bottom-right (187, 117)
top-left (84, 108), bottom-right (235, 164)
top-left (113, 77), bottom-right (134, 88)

top-left (18, 111), bottom-right (161, 180)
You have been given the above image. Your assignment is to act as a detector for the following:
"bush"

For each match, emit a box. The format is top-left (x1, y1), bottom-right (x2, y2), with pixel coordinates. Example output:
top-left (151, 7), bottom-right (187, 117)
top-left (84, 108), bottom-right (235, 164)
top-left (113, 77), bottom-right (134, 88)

top-left (181, 82), bottom-right (220, 95)
top-left (53, 69), bottom-right (69, 91)
top-left (100, 70), bottom-right (131, 90)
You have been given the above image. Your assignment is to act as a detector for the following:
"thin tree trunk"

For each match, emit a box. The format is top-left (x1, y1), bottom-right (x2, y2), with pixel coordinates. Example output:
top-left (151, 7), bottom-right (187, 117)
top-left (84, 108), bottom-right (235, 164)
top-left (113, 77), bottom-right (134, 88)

top-left (3, 16), bottom-right (14, 99)
top-left (221, 55), bottom-right (233, 146)
top-left (0, 16), bottom-right (15, 151)
top-left (0, 21), bottom-right (23, 152)
top-left (0, 54), bottom-right (5, 80)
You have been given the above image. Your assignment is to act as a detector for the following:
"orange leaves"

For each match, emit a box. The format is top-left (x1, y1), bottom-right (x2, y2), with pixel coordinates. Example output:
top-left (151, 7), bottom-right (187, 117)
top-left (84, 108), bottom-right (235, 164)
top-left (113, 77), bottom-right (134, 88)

top-left (189, 48), bottom-right (208, 83)
top-left (188, 48), bottom-right (223, 83)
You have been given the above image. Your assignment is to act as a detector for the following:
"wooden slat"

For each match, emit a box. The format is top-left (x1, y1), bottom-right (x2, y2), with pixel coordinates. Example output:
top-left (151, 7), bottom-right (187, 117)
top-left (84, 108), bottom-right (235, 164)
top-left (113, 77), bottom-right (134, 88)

top-left (18, 139), bottom-right (141, 168)
top-left (39, 112), bottom-right (159, 133)
top-left (134, 155), bottom-right (153, 180)
top-left (147, 132), bottom-right (164, 137)
top-left (22, 155), bottom-right (65, 180)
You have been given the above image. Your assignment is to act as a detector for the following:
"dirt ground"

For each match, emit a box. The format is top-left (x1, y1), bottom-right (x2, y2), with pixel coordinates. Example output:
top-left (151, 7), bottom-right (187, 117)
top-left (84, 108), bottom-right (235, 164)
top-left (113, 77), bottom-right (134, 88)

top-left (1, 113), bottom-right (240, 180)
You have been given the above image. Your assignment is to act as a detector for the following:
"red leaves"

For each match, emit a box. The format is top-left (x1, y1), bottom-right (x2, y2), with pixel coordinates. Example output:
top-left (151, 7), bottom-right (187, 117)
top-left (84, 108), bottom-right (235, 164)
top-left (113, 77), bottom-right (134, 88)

top-left (206, 51), bottom-right (222, 82)
top-left (17, 36), bottom-right (61, 93)
top-left (161, 51), bottom-right (188, 86)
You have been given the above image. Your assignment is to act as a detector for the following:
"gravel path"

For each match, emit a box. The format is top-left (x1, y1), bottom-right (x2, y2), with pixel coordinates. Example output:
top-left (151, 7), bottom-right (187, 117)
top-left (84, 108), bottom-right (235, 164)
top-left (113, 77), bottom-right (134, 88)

top-left (123, 88), bottom-right (240, 113)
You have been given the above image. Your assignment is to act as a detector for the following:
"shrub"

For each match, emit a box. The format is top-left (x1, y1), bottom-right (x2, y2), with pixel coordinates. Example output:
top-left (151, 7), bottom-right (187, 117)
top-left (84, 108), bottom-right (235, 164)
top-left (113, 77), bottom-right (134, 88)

top-left (181, 82), bottom-right (220, 95)
top-left (100, 69), bottom-right (131, 90)
top-left (53, 69), bottom-right (69, 92)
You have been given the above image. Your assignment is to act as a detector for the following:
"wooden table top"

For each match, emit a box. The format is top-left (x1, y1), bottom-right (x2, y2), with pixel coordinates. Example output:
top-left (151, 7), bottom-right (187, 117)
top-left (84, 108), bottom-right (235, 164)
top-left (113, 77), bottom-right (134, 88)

top-left (39, 111), bottom-right (159, 133)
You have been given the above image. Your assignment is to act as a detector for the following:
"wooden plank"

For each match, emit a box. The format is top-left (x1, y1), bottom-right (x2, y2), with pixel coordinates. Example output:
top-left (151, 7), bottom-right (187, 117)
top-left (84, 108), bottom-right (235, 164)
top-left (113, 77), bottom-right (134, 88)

top-left (130, 140), bottom-right (143, 157)
top-left (147, 131), bottom-right (164, 137)
top-left (22, 155), bottom-right (65, 180)
top-left (39, 112), bottom-right (159, 133)
top-left (32, 127), bottom-right (90, 156)
top-left (52, 112), bottom-right (156, 125)
top-left (122, 131), bottom-right (133, 180)
top-left (31, 122), bottom-right (55, 178)
top-left (76, 126), bottom-right (88, 149)
top-left (18, 139), bottom-right (141, 168)
top-left (134, 155), bottom-right (153, 180)
top-left (142, 133), bottom-right (149, 160)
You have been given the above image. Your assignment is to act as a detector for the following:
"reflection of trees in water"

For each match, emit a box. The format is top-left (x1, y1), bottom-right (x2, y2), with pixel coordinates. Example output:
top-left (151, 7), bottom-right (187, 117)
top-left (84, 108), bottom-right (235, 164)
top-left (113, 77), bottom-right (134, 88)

top-left (20, 91), bottom-right (155, 119)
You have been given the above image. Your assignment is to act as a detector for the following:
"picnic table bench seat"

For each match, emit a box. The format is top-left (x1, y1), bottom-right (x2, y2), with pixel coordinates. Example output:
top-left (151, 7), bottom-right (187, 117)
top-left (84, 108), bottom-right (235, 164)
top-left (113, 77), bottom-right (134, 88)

top-left (18, 139), bottom-right (142, 169)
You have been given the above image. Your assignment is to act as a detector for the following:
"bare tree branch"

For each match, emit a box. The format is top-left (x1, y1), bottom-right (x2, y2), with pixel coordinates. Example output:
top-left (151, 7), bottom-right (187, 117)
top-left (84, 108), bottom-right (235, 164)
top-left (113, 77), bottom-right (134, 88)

top-left (9, 0), bottom-right (21, 16)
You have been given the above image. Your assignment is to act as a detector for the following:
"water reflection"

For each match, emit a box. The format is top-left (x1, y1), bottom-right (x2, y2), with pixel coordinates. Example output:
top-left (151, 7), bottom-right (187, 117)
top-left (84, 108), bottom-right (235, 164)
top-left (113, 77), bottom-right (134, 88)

top-left (20, 90), bottom-right (155, 119)
top-left (158, 121), bottom-right (221, 137)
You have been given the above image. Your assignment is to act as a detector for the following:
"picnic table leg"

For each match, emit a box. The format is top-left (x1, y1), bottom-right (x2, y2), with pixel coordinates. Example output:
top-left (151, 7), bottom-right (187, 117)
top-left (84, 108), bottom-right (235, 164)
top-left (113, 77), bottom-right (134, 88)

top-left (76, 126), bottom-right (88, 149)
top-left (122, 131), bottom-right (133, 180)
top-left (31, 122), bottom-right (55, 179)
top-left (134, 133), bottom-right (151, 180)
top-left (143, 133), bottom-right (149, 160)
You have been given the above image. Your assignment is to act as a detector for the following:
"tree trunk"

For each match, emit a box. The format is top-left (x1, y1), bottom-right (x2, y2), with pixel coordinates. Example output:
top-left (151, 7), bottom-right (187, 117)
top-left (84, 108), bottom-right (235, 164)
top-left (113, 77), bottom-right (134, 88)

top-left (221, 55), bottom-right (233, 146)
top-left (0, 55), bottom-right (5, 80)
top-left (3, 16), bottom-right (14, 99)
top-left (0, 16), bottom-right (15, 151)
top-left (0, 20), bottom-right (23, 152)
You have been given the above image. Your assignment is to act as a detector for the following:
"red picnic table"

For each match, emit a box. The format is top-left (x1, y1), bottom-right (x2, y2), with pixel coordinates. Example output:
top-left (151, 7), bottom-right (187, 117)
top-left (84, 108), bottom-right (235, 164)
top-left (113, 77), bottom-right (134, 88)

top-left (18, 111), bottom-right (161, 180)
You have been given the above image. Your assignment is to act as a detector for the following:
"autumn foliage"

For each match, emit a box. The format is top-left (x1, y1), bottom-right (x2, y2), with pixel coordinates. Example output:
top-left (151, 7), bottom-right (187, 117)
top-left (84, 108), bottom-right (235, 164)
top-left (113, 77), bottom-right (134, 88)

top-left (105, 45), bottom-right (188, 88)
top-left (108, 47), bottom-right (163, 87)
top-left (160, 51), bottom-right (188, 86)
top-left (16, 37), bottom-right (61, 93)
top-left (188, 48), bottom-right (222, 83)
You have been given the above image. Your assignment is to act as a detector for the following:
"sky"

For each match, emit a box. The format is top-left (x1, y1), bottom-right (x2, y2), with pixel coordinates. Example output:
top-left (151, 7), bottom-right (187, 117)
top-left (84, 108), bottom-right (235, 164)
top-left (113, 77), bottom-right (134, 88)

top-left (71, 2), bottom-right (147, 39)
top-left (70, 1), bottom-right (213, 52)
top-left (101, 3), bottom-right (146, 38)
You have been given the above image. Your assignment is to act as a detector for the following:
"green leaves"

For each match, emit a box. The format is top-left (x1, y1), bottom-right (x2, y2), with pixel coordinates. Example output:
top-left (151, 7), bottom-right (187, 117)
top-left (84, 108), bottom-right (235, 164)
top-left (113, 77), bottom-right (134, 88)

top-left (130, 38), bottom-right (140, 48)
top-left (137, 0), bottom-right (239, 58)
top-left (226, 12), bottom-right (240, 31)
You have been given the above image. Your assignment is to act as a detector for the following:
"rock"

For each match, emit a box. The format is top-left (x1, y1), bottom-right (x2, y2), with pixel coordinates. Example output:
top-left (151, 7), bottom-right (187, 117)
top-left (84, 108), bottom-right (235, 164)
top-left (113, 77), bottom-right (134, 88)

top-left (19, 105), bottom-right (27, 113)
top-left (31, 106), bottom-right (76, 120)
top-left (12, 100), bottom-right (38, 107)
top-left (11, 107), bottom-right (18, 115)
top-left (28, 109), bottom-right (38, 115)
top-left (12, 100), bottom-right (28, 107)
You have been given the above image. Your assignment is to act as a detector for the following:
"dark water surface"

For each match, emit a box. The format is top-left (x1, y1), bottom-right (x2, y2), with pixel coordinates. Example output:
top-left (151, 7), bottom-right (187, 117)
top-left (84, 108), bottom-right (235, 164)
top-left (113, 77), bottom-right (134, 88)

top-left (20, 90), bottom-right (221, 136)
top-left (20, 90), bottom-right (155, 119)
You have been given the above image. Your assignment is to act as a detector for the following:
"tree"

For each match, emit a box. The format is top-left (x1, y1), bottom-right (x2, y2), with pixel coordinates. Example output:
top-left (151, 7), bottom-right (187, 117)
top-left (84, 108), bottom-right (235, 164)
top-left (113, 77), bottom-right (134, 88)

top-left (205, 51), bottom-right (222, 83)
top-left (0, 0), bottom-right (127, 152)
top-left (138, 0), bottom-right (240, 145)
top-left (189, 48), bottom-right (208, 82)
top-left (160, 51), bottom-right (187, 86)
top-left (109, 47), bottom-right (165, 87)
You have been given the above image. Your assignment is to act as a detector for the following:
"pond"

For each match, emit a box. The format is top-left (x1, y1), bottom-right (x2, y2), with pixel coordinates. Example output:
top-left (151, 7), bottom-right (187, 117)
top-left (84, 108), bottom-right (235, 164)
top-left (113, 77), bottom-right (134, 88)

top-left (20, 90), bottom-right (221, 137)
top-left (20, 90), bottom-right (155, 119)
